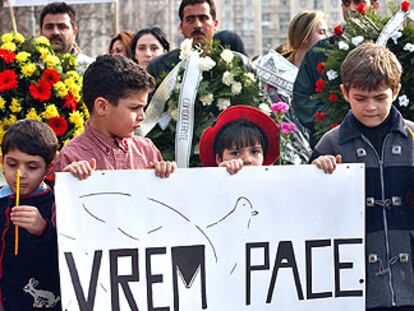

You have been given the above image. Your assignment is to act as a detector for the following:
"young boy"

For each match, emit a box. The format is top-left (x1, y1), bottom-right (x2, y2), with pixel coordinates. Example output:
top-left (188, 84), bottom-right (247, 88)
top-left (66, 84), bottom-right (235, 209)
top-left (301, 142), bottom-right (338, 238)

top-left (311, 42), bottom-right (414, 310)
top-left (199, 105), bottom-right (279, 174)
top-left (54, 55), bottom-right (175, 178)
top-left (0, 120), bottom-right (61, 310)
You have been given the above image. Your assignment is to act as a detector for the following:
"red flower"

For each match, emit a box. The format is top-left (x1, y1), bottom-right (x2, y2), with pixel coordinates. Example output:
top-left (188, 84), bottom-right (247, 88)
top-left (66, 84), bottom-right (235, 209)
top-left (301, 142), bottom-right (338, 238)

top-left (315, 112), bottom-right (326, 121)
top-left (315, 78), bottom-right (325, 92)
top-left (0, 49), bottom-right (16, 63)
top-left (29, 80), bottom-right (52, 102)
top-left (48, 116), bottom-right (68, 136)
top-left (331, 123), bottom-right (340, 128)
top-left (357, 2), bottom-right (366, 14)
top-left (401, 0), bottom-right (410, 12)
top-left (0, 70), bottom-right (18, 92)
top-left (372, 1), bottom-right (380, 9)
top-left (329, 94), bottom-right (339, 103)
top-left (64, 94), bottom-right (78, 111)
top-left (41, 69), bottom-right (60, 85)
top-left (316, 62), bottom-right (326, 74)
top-left (333, 25), bottom-right (343, 36)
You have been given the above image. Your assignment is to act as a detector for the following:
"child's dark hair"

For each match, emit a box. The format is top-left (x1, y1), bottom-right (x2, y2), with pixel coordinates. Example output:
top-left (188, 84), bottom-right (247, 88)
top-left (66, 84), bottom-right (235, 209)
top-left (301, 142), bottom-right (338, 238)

top-left (82, 55), bottom-right (155, 112)
top-left (214, 119), bottom-right (268, 159)
top-left (1, 120), bottom-right (58, 166)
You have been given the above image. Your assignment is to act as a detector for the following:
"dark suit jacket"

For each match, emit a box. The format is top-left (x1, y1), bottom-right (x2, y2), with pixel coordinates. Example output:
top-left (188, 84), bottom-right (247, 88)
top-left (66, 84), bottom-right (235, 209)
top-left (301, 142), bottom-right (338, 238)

top-left (147, 49), bottom-right (180, 81)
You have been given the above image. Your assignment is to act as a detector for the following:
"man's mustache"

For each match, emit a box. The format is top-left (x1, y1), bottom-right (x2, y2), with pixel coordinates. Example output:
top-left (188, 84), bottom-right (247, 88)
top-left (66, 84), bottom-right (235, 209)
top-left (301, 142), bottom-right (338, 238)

top-left (50, 34), bottom-right (63, 42)
top-left (192, 28), bottom-right (205, 36)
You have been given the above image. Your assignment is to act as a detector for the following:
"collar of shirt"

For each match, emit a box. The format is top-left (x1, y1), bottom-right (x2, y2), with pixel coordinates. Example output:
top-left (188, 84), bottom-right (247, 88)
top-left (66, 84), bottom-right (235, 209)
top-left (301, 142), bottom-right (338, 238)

top-left (0, 181), bottom-right (48, 199)
top-left (84, 124), bottom-right (129, 154)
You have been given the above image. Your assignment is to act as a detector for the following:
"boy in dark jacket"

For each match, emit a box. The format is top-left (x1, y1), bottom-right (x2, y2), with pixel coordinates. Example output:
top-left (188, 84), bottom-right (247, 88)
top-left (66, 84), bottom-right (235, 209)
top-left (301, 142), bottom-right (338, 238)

top-left (0, 120), bottom-right (61, 310)
top-left (311, 42), bottom-right (414, 310)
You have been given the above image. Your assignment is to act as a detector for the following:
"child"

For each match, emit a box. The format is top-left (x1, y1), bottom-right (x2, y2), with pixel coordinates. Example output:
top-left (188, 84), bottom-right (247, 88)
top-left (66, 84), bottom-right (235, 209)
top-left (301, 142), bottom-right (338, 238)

top-left (54, 55), bottom-right (175, 178)
top-left (311, 42), bottom-right (414, 310)
top-left (199, 105), bottom-right (279, 174)
top-left (0, 120), bottom-right (61, 310)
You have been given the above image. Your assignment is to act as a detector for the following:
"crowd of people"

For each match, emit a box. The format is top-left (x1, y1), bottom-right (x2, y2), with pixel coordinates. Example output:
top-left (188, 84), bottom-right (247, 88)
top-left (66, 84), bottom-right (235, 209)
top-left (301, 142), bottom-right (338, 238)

top-left (0, 0), bottom-right (413, 310)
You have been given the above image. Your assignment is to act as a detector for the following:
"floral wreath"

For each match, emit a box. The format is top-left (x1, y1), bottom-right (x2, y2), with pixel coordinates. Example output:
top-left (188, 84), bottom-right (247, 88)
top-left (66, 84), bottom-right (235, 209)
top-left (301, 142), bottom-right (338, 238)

top-left (313, 1), bottom-right (414, 139)
top-left (0, 32), bottom-right (88, 150)
top-left (147, 39), bottom-right (297, 166)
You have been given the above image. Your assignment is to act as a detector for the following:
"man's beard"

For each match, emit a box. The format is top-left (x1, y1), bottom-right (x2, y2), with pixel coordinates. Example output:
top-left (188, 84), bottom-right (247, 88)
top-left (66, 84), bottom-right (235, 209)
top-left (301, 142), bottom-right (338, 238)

top-left (49, 35), bottom-right (71, 53)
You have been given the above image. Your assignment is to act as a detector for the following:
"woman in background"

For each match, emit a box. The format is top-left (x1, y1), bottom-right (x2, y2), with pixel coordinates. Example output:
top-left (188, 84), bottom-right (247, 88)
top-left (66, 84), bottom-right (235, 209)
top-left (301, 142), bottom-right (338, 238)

top-left (281, 11), bottom-right (328, 68)
top-left (108, 30), bottom-right (134, 58)
top-left (131, 26), bottom-right (170, 69)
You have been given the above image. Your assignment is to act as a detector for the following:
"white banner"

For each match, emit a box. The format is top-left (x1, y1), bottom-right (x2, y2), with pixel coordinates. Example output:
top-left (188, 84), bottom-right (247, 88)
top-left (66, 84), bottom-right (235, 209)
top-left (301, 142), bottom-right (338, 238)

top-left (7, 0), bottom-right (115, 7)
top-left (55, 165), bottom-right (365, 311)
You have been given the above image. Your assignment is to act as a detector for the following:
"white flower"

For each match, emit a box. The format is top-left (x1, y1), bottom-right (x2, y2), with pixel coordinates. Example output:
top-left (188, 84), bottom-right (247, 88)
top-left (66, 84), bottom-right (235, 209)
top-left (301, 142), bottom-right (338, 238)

top-left (403, 43), bottom-right (414, 53)
top-left (198, 56), bottom-right (216, 72)
top-left (217, 98), bottom-right (231, 111)
top-left (168, 107), bottom-right (179, 121)
top-left (399, 95), bottom-right (410, 107)
top-left (231, 81), bottom-right (242, 95)
top-left (327, 69), bottom-right (339, 81)
top-left (175, 82), bottom-right (181, 91)
top-left (244, 72), bottom-right (256, 83)
top-left (338, 41), bottom-right (349, 51)
top-left (222, 71), bottom-right (235, 86)
top-left (258, 103), bottom-right (271, 115)
top-left (179, 38), bottom-right (193, 60)
top-left (351, 36), bottom-right (364, 46)
top-left (200, 93), bottom-right (214, 106)
top-left (220, 49), bottom-right (234, 64)
top-left (391, 31), bottom-right (403, 45)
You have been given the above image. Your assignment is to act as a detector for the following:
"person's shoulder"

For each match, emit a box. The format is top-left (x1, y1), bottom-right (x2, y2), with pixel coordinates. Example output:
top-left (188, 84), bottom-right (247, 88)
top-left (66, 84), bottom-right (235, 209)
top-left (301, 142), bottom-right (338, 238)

top-left (314, 126), bottom-right (342, 151)
top-left (147, 49), bottom-right (180, 77)
top-left (130, 135), bottom-right (159, 149)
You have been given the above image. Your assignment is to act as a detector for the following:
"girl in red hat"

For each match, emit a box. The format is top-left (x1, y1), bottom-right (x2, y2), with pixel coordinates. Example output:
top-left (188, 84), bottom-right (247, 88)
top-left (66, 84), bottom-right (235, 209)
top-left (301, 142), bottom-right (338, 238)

top-left (199, 105), bottom-right (280, 174)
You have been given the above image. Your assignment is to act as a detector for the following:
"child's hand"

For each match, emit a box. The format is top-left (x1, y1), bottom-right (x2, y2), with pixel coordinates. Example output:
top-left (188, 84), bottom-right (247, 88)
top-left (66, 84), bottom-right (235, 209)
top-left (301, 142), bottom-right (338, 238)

top-left (150, 161), bottom-right (176, 178)
top-left (312, 154), bottom-right (342, 174)
top-left (63, 158), bottom-right (96, 180)
top-left (11, 205), bottom-right (47, 236)
top-left (219, 158), bottom-right (244, 175)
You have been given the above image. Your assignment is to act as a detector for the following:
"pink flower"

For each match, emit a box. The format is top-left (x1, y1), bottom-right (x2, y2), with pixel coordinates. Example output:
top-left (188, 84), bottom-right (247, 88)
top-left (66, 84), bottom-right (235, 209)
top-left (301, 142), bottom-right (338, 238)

top-left (271, 101), bottom-right (289, 113)
top-left (280, 122), bottom-right (297, 134)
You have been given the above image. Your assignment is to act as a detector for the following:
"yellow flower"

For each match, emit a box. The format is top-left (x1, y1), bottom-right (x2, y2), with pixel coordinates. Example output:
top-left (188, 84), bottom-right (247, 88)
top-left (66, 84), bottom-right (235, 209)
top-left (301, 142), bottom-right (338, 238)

top-left (66, 70), bottom-right (80, 80)
top-left (37, 46), bottom-right (50, 60)
top-left (69, 56), bottom-right (77, 67)
top-left (64, 77), bottom-right (81, 94)
top-left (0, 126), bottom-right (4, 143)
top-left (69, 111), bottom-right (84, 128)
top-left (15, 51), bottom-right (31, 63)
top-left (9, 98), bottom-right (22, 113)
top-left (1, 42), bottom-right (16, 51)
top-left (1, 33), bottom-right (13, 43)
top-left (41, 104), bottom-right (59, 120)
top-left (81, 102), bottom-right (90, 119)
top-left (21, 62), bottom-right (37, 77)
top-left (73, 127), bottom-right (84, 137)
top-left (35, 36), bottom-right (51, 46)
top-left (3, 115), bottom-right (17, 127)
top-left (63, 139), bottom-right (70, 146)
top-left (0, 96), bottom-right (5, 110)
top-left (53, 81), bottom-right (68, 98)
top-left (14, 32), bottom-right (25, 44)
top-left (45, 55), bottom-right (60, 68)
top-left (26, 108), bottom-right (42, 121)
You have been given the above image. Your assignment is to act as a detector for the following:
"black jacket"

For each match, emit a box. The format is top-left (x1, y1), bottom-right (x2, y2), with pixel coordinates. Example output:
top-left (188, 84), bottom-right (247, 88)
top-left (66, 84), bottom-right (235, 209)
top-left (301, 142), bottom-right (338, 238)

top-left (312, 106), bottom-right (414, 309)
top-left (0, 184), bottom-right (61, 311)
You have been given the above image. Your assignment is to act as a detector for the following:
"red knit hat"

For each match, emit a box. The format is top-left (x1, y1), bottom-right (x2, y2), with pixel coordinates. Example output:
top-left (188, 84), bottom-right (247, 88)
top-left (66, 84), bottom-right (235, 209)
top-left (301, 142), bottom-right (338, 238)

top-left (199, 105), bottom-right (280, 166)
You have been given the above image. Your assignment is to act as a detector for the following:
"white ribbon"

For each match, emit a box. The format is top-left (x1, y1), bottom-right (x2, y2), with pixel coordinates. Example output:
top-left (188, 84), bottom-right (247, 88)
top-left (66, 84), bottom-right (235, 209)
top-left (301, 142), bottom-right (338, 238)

top-left (253, 50), bottom-right (298, 98)
top-left (136, 63), bottom-right (181, 137)
top-left (376, 10), bottom-right (413, 46)
top-left (175, 52), bottom-right (202, 168)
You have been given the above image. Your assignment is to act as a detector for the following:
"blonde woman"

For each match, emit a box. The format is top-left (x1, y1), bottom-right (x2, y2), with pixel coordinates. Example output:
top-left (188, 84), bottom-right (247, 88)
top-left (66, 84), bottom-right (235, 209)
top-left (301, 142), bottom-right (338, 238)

top-left (282, 11), bottom-right (329, 68)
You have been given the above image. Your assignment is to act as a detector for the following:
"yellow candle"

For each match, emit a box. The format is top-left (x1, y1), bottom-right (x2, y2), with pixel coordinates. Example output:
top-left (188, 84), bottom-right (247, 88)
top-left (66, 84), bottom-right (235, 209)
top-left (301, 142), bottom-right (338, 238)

top-left (14, 169), bottom-right (20, 256)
